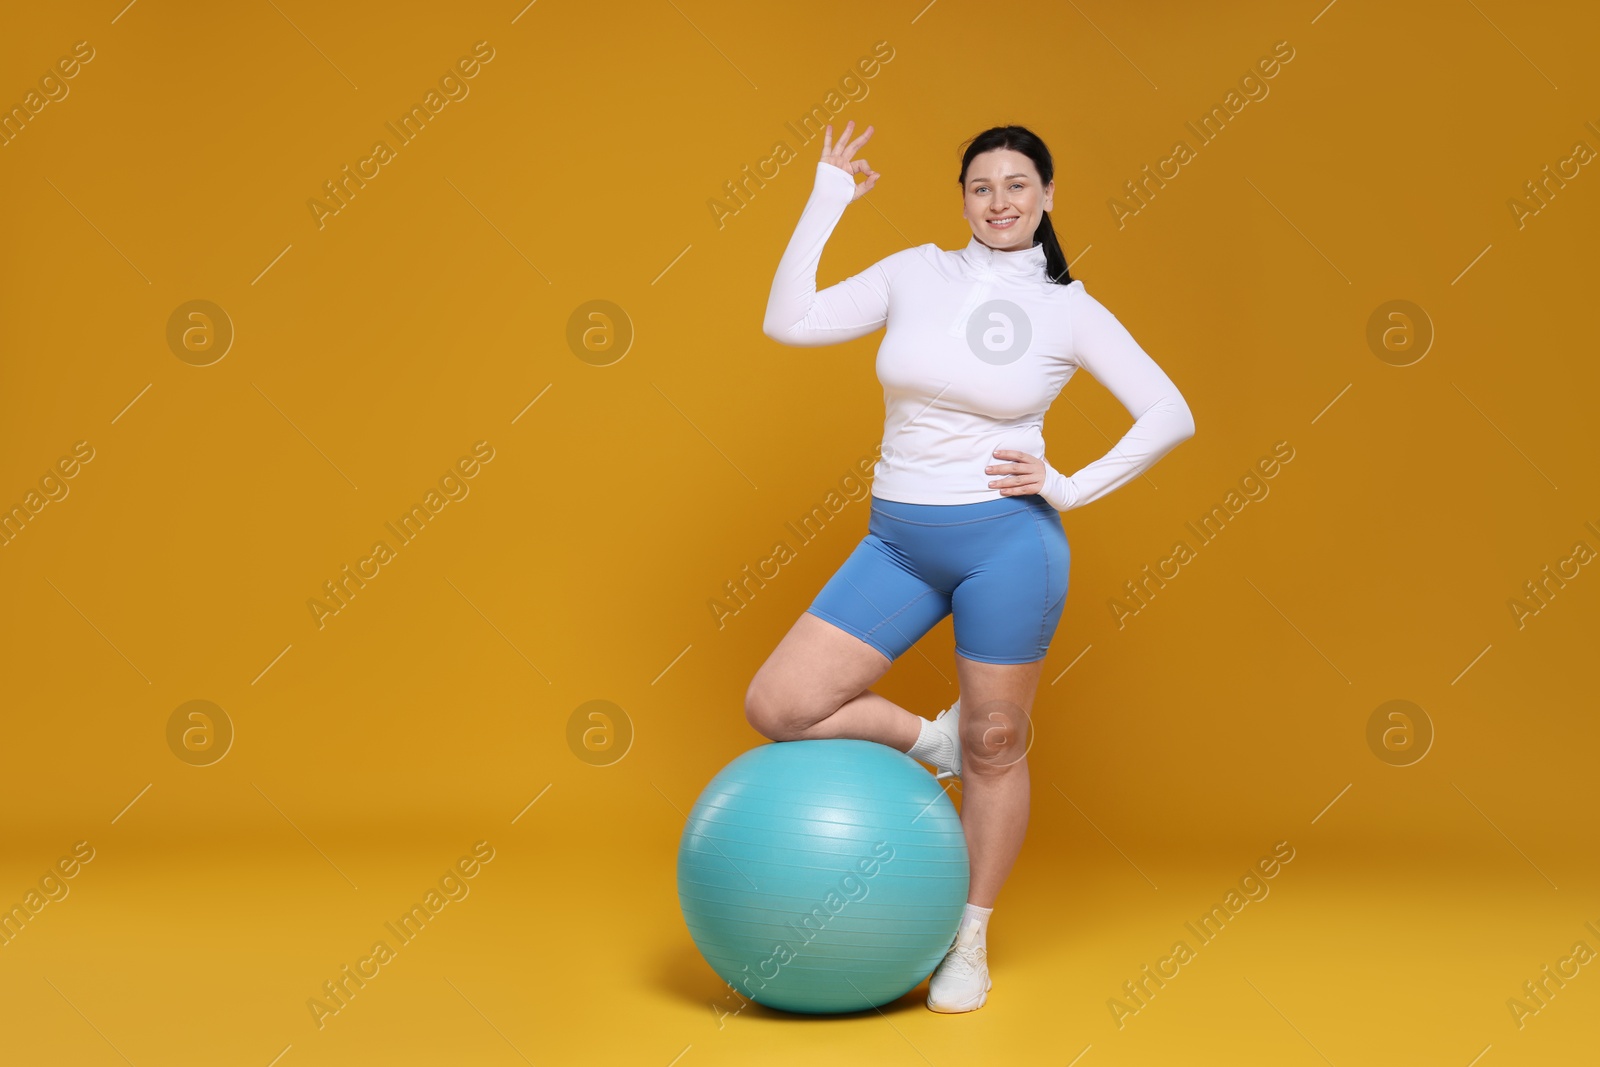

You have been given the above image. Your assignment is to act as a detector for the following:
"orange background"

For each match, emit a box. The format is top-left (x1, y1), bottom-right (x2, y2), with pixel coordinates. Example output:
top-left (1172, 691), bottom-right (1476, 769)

top-left (2, 1), bottom-right (1596, 1064)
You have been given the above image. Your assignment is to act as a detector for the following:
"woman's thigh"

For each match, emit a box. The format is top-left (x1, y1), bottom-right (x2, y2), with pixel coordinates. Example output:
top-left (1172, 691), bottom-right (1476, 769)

top-left (803, 531), bottom-right (953, 665)
top-left (747, 494), bottom-right (1068, 729)
top-left (745, 612), bottom-right (895, 734)
top-left (949, 500), bottom-right (1070, 665)
top-left (747, 533), bottom-right (950, 731)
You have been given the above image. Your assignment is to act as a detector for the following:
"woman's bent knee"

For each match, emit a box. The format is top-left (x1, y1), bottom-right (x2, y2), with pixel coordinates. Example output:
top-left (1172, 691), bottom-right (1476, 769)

top-left (744, 678), bottom-right (807, 741)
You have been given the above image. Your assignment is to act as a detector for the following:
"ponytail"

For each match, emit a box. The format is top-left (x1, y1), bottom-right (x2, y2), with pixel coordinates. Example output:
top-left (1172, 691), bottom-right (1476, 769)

top-left (1033, 211), bottom-right (1073, 286)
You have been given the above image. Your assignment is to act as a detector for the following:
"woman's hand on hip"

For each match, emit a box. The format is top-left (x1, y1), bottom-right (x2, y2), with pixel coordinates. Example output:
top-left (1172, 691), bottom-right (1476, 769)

top-left (987, 450), bottom-right (1045, 496)
top-left (820, 121), bottom-right (879, 201)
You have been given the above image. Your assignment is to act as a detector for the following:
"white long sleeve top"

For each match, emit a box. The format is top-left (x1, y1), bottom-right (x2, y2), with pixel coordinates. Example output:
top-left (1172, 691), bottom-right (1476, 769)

top-left (763, 161), bottom-right (1195, 511)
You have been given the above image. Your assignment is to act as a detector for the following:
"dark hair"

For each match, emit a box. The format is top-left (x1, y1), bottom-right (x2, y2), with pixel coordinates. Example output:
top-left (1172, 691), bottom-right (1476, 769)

top-left (957, 125), bottom-right (1073, 286)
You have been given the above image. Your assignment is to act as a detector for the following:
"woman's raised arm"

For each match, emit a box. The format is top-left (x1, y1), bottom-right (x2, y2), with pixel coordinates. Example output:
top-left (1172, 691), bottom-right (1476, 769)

top-left (762, 122), bottom-right (897, 346)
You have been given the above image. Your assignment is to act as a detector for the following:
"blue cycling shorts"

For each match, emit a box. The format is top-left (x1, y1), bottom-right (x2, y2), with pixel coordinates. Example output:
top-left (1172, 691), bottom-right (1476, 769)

top-left (805, 492), bottom-right (1070, 665)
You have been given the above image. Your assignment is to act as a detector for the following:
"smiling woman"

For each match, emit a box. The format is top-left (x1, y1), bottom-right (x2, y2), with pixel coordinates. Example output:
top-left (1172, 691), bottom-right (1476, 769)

top-left (747, 119), bottom-right (1196, 1014)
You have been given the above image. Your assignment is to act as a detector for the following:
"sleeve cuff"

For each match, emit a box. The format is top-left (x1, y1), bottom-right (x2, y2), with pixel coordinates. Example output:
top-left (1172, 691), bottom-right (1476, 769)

top-left (814, 160), bottom-right (857, 197)
top-left (1040, 463), bottom-right (1078, 512)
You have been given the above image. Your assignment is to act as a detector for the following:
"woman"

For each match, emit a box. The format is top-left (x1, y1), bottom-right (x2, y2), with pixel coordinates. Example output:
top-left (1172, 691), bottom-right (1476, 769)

top-left (746, 120), bottom-right (1195, 1013)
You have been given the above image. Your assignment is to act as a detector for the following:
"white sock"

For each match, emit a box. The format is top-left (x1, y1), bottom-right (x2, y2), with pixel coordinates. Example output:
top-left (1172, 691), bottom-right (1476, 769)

top-left (907, 716), bottom-right (958, 768)
top-left (961, 902), bottom-right (994, 949)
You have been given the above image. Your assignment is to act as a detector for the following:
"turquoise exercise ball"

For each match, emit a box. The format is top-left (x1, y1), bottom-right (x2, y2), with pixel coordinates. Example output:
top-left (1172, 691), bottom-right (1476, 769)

top-left (677, 738), bottom-right (969, 1014)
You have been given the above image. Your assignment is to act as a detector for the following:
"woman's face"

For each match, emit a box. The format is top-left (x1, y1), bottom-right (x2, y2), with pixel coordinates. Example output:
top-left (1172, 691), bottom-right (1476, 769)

top-left (961, 148), bottom-right (1054, 252)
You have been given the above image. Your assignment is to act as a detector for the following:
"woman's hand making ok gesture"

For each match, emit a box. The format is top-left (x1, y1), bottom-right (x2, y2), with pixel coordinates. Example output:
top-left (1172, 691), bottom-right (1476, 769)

top-left (820, 120), bottom-right (879, 201)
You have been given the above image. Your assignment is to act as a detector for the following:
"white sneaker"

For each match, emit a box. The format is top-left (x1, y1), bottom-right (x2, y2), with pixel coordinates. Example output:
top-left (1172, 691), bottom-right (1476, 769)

top-left (927, 916), bottom-right (991, 1012)
top-left (927, 698), bottom-right (962, 781)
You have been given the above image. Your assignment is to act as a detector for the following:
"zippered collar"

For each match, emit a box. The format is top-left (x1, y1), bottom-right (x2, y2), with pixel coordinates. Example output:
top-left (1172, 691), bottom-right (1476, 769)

top-left (958, 234), bottom-right (1048, 279)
